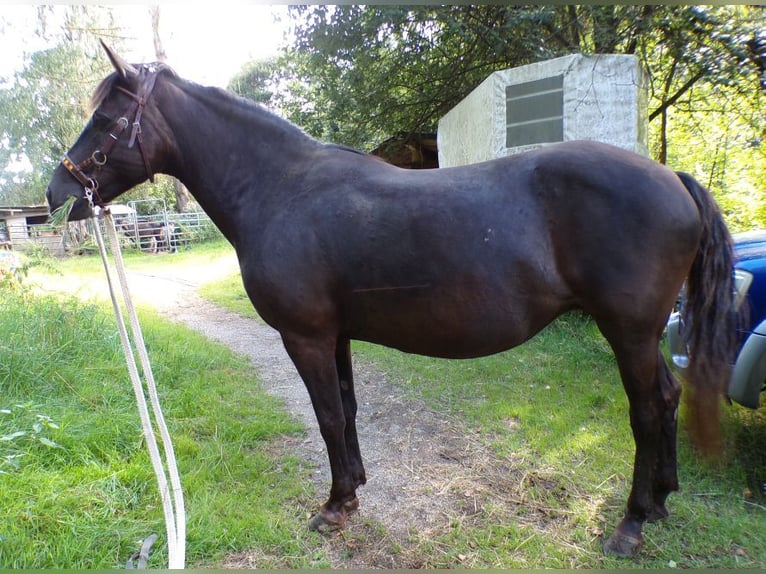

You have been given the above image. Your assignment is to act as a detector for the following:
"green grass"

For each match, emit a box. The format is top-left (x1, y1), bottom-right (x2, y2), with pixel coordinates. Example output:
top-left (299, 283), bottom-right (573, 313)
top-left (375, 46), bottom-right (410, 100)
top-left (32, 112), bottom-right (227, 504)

top-left (35, 237), bottom-right (234, 277)
top-left (199, 263), bottom-right (766, 569)
top-left (0, 285), bottom-right (327, 568)
top-left (356, 327), bottom-right (766, 568)
top-left (199, 271), bottom-right (259, 319)
top-left (9, 241), bottom-right (765, 568)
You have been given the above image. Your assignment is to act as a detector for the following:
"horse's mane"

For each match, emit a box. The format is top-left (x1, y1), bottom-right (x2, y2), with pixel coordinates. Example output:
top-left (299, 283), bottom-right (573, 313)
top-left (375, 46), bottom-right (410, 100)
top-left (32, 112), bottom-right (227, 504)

top-left (181, 78), bottom-right (321, 145)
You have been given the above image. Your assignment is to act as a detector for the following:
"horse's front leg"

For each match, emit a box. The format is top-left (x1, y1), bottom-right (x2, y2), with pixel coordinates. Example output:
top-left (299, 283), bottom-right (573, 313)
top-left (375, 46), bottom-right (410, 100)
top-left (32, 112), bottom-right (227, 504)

top-left (281, 332), bottom-right (359, 532)
top-left (336, 338), bottom-right (366, 492)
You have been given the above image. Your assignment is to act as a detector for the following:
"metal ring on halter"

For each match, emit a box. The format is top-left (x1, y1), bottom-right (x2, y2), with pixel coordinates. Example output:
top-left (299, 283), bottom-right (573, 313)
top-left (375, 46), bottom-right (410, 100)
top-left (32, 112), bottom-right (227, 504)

top-left (92, 150), bottom-right (107, 165)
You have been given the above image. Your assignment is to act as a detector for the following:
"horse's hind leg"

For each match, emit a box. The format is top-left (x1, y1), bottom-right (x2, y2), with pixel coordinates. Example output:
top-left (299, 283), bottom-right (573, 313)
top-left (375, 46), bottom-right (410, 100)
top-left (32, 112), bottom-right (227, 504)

top-left (281, 332), bottom-right (358, 532)
top-left (600, 330), bottom-right (666, 557)
top-left (649, 353), bottom-right (681, 522)
top-left (336, 338), bottom-right (366, 493)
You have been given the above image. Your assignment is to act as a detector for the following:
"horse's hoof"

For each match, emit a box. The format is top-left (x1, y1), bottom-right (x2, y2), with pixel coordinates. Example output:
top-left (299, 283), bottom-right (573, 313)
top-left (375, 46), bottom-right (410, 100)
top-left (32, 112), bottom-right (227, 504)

top-left (603, 530), bottom-right (643, 557)
top-left (343, 496), bottom-right (360, 512)
top-left (647, 503), bottom-right (669, 523)
top-left (308, 506), bottom-right (346, 533)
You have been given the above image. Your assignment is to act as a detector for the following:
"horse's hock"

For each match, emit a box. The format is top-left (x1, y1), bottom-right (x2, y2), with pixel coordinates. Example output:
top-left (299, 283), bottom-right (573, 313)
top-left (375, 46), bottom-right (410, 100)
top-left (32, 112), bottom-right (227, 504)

top-left (438, 53), bottom-right (649, 168)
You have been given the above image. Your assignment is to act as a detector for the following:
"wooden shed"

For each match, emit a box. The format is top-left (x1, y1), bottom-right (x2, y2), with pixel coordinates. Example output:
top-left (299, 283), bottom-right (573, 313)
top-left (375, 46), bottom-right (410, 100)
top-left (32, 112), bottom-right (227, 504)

top-left (369, 133), bottom-right (439, 169)
top-left (0, 205), bottom-right (62, 254)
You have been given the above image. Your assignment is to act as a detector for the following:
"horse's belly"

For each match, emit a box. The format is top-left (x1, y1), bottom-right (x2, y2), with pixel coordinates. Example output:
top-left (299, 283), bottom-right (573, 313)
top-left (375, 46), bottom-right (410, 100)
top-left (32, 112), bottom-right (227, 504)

top-left (343, 286), bottom-right (567, 359)
top-left (355, 329), bottom-right (528, 359)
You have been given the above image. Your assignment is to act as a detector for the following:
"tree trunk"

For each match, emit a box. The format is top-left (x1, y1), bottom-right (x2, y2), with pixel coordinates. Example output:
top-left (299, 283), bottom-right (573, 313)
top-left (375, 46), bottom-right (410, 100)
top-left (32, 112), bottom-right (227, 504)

top-left (659, 107), bottom-right (668, 165)
top-left (174, 179), bottom-right (192, 213)
top-left (655, 58), bottom-right (678, 165)
top-left (150, 5), bottom-right (192, 211)
top-left (150, 6), bottom-right (167, 63)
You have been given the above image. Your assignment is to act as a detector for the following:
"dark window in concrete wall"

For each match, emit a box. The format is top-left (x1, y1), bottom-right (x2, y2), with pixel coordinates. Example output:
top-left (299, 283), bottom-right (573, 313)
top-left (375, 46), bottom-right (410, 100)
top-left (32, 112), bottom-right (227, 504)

top-left (505, 75), bottom-right (564, 147)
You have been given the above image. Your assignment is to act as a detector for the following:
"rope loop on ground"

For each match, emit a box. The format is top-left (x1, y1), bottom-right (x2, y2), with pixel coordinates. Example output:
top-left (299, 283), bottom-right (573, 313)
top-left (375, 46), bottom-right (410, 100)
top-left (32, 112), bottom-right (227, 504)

top-left (126, 533), bottom-right (159, 569)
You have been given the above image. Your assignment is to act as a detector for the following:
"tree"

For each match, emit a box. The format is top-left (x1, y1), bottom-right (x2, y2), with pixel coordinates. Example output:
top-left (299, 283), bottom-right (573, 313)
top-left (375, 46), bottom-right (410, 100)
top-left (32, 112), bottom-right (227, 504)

top-left (277, 5), bottom-right (561, 149)
top-left (0, 6), bottom-right (118, 205)
top-left (0, 6), bottom-right (183, 212)
top-left (149, 5), bottom-right (192, 213)
top-left (228, 59), bottom-right (277, 105)
top-left (276, 6), bottom-right (763, 153)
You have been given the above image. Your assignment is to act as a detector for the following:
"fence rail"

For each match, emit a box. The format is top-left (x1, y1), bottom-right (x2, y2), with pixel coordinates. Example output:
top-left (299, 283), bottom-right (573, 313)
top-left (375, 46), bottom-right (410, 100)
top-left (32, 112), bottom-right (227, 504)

top-left (16, 210), bottom-right (219, 256)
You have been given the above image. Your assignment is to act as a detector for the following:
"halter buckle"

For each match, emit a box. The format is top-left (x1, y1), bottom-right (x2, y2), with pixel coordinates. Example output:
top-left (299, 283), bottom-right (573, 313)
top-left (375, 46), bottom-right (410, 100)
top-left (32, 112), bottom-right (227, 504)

top-left (129, 121), bottom-right (142, 148)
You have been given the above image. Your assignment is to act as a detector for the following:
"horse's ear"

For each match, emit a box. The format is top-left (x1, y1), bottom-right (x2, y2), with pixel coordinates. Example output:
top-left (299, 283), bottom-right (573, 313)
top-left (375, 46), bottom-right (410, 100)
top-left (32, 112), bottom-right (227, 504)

top-left (100, 39), bottom-right (138, 79)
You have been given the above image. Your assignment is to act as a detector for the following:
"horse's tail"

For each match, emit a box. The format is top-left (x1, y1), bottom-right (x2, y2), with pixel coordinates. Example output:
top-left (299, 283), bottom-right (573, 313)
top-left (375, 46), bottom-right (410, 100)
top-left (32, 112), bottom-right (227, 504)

top-left (676, 171), bottom-right (737, 457)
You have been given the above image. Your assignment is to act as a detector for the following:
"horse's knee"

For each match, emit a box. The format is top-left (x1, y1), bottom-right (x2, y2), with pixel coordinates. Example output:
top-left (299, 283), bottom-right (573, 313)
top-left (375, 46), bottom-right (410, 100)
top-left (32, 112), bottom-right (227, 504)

top-left (316, 410), bottom-right (346, 441)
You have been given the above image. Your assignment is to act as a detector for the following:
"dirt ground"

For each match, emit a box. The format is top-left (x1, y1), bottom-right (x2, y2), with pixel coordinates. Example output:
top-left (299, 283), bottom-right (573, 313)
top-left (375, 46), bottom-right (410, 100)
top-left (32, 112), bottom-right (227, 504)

top-left (40, 253), bottom-right (578, 568)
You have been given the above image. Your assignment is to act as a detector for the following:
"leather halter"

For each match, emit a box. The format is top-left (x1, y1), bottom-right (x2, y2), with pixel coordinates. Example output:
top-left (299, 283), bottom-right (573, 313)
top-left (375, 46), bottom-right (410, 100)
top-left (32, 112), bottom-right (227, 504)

top-left (61, 65), bottom-right (161, 207)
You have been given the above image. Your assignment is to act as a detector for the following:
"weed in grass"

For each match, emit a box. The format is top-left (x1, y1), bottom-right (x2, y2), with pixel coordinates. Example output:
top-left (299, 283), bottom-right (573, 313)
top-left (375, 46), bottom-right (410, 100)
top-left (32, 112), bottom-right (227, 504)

top-left (0, 403), bottom-right (63, 473)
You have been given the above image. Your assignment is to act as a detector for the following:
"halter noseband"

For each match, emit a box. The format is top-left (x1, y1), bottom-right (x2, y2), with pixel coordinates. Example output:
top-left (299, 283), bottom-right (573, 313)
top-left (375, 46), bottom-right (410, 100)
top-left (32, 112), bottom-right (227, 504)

top-left (61, 65), bottom-right (161, 207)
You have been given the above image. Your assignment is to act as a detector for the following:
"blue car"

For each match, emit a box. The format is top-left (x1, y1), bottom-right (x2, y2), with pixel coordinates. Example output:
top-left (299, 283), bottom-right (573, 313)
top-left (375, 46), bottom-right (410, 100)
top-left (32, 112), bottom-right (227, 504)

top-left (667, 230), bottom-right (766, 409)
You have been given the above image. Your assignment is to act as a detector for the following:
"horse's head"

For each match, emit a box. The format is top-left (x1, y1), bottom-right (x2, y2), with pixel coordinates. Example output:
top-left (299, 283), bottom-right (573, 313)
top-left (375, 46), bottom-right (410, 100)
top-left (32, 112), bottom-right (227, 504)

top-left (46, 42), bottom-right (172, 220)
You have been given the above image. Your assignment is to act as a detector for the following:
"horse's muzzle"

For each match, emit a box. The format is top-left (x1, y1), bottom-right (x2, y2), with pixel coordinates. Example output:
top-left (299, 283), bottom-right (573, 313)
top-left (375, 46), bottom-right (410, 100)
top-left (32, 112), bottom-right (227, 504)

top-left (46, 189), bottom-right (92, 221)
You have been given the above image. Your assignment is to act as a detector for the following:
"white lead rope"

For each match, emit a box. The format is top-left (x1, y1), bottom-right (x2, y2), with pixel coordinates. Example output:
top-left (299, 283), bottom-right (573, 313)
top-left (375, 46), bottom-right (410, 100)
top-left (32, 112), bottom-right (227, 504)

top-left (91, 209), bottom-right (186, 569)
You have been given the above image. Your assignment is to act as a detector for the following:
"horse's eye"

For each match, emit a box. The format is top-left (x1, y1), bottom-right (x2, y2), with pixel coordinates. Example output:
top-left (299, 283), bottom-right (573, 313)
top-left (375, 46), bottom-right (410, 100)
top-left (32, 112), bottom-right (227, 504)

top-left (92, 111), bottom-right (112, 130)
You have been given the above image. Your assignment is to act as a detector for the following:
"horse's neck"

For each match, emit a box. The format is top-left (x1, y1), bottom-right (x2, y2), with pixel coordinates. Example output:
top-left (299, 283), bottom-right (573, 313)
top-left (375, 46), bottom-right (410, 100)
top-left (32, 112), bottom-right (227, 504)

top-left (157, 79), bottom-right (317, 244)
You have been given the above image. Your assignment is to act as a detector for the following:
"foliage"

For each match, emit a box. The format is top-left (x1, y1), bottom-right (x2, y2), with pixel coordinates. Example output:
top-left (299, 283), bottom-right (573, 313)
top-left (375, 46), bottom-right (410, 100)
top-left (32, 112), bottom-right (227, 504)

top-left (0, 243), bottom-right (58, 292)
top-left (654, 80), bottom-right (765, 232)
top-left (275, 6), bottom-right (762, 150)
top-left (0, 7), bottom-right (122, 205)
top-left (278, 5), bottom-right (550, 148)
top-left (180, 217), bottom-right (224, 245)
top-left (0, 403), bottom-right (63, 474)
top-left (4, 5), bottom-right (762, 226)
top-left (270, 5), bottom-right (764, 227)
top-left (227, 59), bottom-right (278, 106)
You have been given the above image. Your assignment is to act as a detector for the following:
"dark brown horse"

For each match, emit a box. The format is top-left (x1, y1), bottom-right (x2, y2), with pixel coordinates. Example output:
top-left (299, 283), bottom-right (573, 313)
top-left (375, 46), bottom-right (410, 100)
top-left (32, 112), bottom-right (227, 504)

top-left (115, 218), bottom-right (162, 252)
top-left (46, 45), bottom-right (737, 557)
top-left (116, 219), bottom-right (178, 253)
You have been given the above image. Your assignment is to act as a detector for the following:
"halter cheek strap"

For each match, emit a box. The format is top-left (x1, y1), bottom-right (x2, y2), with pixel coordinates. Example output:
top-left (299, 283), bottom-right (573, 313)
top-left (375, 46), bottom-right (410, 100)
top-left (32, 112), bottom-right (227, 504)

top-left (61, 65), bottom-right (161, 206)
top-left (117, 67), bottom-right (160, 182)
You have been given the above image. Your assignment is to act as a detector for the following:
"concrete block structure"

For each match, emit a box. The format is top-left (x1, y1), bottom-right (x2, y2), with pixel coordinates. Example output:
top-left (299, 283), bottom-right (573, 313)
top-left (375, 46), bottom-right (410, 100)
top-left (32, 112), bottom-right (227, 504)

top-left (438, 54), bottom-right (649, 168)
